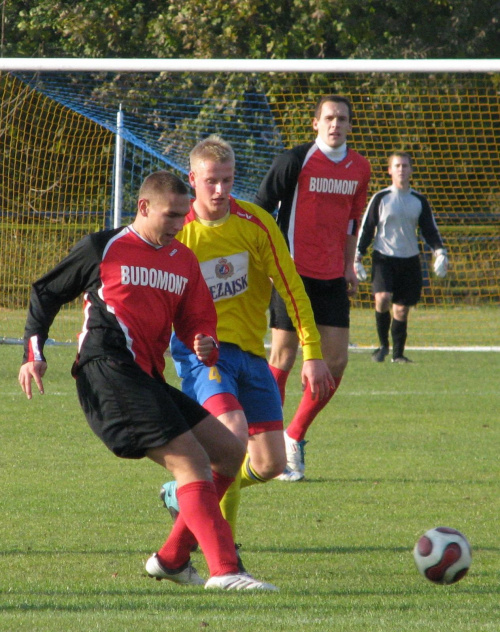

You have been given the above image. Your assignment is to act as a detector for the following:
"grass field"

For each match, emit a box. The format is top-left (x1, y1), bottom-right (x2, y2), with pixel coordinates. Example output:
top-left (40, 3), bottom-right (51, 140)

top-left (2, 305), bottom-right (500, 348)
top-left (1, 345), bottom-right (499, 631)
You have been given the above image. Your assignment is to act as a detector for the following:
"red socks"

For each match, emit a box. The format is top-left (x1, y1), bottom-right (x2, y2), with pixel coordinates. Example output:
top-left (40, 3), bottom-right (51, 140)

top-left (157, 473), bottom-right (238, 577)
top-left (286, 377), bottom-right (342, 442)
top-left (269, 365), bottom-right (290, 405)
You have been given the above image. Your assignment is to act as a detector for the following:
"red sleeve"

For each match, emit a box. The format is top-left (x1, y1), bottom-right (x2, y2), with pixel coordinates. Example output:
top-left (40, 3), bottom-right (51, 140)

top-left (172, 250), bottom-right (219, 362)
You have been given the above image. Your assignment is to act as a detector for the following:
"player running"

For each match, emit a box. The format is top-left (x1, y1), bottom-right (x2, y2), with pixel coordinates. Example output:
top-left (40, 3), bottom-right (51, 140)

top-left (255, 95), bottom-right (372, 480)
top-left (160, 136), bottom-right (333, 565)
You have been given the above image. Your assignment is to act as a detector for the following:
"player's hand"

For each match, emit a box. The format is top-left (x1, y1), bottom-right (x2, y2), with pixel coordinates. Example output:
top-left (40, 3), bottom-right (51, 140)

top-left (301, 359), bottom-right (335, 401)
top-left (18, 361), bottom-right (47, 400)
top-left (193, 333), bottom-right (219, 367)
top-left (345, 267), bottom-right (359, 296)
top-left (354, 260), bottom-right (367, 282)
top-left (433, 249), bottom-right (449, 278)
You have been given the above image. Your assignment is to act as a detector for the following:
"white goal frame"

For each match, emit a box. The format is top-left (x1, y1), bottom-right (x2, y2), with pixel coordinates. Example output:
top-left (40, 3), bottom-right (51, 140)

top-left (1, 57), bottom-right (498, 350)
top-left (1, 58), bottom-right (499, 74)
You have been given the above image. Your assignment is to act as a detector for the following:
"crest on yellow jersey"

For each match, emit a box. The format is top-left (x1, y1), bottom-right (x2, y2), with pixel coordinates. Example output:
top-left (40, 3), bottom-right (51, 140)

top-left (215, 258), bottom-right (234, 279)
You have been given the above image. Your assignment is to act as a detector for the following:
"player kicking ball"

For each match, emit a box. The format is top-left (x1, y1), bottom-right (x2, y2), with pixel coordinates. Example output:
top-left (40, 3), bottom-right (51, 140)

top-left (18, 170), bottom-right (277, 591)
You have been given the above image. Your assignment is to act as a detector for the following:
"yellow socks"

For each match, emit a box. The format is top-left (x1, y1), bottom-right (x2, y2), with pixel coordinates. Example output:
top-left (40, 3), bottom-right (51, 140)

top-left (220, 454), bottom-right (267, 538)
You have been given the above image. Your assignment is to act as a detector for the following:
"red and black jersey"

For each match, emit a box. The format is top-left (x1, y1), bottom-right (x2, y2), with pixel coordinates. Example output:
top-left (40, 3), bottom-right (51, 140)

top-left (22, 226), bottom-right (218, 381)
top-left (255, 141), bottom-right (371, 280)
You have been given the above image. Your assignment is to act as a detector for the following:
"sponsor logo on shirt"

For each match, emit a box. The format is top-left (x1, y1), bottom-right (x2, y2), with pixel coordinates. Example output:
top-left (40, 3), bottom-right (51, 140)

top-left (309, 177), bottom-right (359, 195)
top-left (200, 252), bottom-right (249, 302)
top-left (121, 266), bottom-right (188, 294)
top-left (215, 258), bottom-right (235, 279)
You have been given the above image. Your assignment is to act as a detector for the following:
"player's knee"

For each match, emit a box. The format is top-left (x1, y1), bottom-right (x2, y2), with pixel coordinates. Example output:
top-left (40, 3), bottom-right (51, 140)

top-left (393, 304), bottom-right (410, 321)
top-left (269, 348), bottom-right (297, 371)
top-left (253, 455), bottom-right (287, 480)
top-left (375, 292), bottom-right (391, 312)
top-left (328, 354), bottom-right (348, 378)
top-left (259, 463), bottom-right (286, 480)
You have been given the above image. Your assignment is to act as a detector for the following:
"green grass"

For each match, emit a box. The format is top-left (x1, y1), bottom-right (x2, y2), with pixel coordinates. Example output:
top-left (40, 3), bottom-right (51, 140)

top-left (1, 345), bottom-right (499, 631)
top-left (3, 305), bottom-right (500, 348)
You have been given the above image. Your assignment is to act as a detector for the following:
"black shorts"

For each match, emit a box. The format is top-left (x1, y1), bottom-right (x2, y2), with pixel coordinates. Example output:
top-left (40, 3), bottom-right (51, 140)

top-left (75, 358), bottom-right (209, 459)
top-left (269, 276), bottom-right (350, 331)
top-left (371, 250), bottom-right (422, 306)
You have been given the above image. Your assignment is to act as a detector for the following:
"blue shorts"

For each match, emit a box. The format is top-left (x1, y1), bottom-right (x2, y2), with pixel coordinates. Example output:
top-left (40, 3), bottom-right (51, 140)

top-left (171, 336), bottom-right (283, 429)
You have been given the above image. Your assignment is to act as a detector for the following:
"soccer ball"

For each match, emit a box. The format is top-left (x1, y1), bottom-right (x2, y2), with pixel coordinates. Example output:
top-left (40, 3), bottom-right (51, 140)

top-left (413, 527), bottom-right (472, 584)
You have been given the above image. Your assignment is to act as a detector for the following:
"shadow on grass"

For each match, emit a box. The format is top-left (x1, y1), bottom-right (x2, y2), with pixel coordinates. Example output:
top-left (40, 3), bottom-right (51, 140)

top-left (304, 477), bottom-right (498, 485)
top-left (2, 581), bottom-right (499, 615)
top-left (2, 543), bottom-right (499, 556)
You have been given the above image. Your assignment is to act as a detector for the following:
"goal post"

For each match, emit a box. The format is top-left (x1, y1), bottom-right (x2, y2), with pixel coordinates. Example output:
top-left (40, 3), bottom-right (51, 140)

top-left (1, 59), bottom-right (499, 347)
top-left (1, 58), bottom-right (500, 73)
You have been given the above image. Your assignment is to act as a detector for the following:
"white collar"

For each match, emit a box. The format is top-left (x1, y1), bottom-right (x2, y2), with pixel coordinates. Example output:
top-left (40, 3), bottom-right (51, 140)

top-left (315, 136), bottom-right (348, 163)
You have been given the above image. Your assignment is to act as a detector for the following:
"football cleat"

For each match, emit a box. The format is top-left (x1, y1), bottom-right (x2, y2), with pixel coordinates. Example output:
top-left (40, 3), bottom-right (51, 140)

top-left (145, 553), bottom-right (204, 586)
top-left (276, 466), bottom-right (305, 482)
top-left (371, 346), bottom-right (389, 362)
top-left (283, 431), bottom-right (307, 474)
top-left (392, 355), bottom-right (413, 364)
top-left (160, 481), bottom-right (179, 521)
top-left (160, 481), bottom-right (198, 552)
top-left (205, 573), bottom-right (279, 591)
top-left (235, 543), bottom-right (248, 574)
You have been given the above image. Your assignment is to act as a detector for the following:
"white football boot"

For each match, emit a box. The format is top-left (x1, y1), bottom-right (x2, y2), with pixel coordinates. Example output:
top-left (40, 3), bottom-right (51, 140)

top-left (205, 573), bottom-right (279, 591)
top-left (145, 553), bottom-right (204, 586)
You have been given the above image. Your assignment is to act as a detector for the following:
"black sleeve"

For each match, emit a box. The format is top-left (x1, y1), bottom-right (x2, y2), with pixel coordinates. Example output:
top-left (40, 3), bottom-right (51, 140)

top-left (417, 194), bottom-right (445, 251)
top-left (254, 148), bottom-right (305, 246)
top-left (255, 149), bottom-right (304, 212)
top-left (357, 192), bottom-right (382, 256)
top-left (22, 233), bottom-right (103, 362)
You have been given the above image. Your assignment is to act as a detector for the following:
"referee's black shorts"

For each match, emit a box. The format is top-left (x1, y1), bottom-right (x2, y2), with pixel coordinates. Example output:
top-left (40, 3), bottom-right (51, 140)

top-left (371, 250), bottom-right (422, 306)
top-left (269, 275), bottom-right (350, 331)
top-left (74, 357), bottom-right (209, 459)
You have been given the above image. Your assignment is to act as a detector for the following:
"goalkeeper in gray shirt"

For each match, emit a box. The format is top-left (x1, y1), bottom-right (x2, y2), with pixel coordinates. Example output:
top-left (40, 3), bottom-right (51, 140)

top-left (355, 151), bottom-right (448, 363)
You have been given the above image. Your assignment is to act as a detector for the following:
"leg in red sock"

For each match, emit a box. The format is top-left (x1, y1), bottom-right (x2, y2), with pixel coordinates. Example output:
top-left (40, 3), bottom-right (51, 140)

top-left (157, 480), bottom-right (238, 576)
top-left (157, 471), bottom-right (235, 569)
top-left (286, 377), bottom-right (341, 442)
top-left (269, 365), bottom-right (290, 406)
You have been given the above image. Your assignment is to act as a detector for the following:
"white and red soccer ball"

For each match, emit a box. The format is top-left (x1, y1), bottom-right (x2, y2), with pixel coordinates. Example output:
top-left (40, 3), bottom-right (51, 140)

top-left (413, 527), bottom-right (472, 584)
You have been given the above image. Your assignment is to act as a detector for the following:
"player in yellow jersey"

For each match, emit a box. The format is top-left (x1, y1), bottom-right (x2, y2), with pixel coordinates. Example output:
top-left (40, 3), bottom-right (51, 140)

top-left (160, 135), bottom-right (333, 573)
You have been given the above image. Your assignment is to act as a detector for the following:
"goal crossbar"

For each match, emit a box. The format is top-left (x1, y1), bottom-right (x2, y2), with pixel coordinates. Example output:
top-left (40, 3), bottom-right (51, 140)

top-left (1, 58), bottom-right (499, 73)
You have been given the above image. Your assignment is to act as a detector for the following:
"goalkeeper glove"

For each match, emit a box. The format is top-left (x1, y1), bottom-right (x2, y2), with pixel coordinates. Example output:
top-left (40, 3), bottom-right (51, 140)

top-left (433, 248), bottom-right (448, 278)
top-left (353, 256), bottom-right (367, 282)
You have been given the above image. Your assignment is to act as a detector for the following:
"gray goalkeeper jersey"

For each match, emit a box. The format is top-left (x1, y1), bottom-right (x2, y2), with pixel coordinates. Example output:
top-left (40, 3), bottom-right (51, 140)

top-left (357, 185), bottom-right (444, 259)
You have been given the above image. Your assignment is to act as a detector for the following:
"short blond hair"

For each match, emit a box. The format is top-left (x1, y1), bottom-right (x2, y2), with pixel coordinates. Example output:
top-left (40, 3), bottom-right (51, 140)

top-left (189, 135), bottom-right (235, 170)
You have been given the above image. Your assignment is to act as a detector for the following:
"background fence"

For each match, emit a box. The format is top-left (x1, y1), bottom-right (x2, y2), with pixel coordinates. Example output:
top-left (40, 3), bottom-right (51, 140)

top-left (1, 69), bottom-right (498, 346)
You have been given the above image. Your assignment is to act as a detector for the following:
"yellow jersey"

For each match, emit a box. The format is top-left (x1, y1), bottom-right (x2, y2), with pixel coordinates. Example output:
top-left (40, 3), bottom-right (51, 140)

top-left (177, 197), bottom-right (322, 360)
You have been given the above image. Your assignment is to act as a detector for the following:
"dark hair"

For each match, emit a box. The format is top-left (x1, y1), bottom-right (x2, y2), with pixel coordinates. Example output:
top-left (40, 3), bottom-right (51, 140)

top-left (139, 171), bottom-right (189, 199)
top-left (315, 95), bottom-right (353, 122)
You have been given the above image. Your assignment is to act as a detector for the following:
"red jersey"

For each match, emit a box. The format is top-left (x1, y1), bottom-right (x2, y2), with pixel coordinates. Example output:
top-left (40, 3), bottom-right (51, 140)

top-left (255, 142), bottom-right (371, 280)
top-left (23, 226), bottom-right (218, 381)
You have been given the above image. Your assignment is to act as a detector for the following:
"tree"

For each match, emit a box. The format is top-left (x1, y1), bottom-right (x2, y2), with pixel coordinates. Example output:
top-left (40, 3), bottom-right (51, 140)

top-left (4, 0), bottom-right (499, 60)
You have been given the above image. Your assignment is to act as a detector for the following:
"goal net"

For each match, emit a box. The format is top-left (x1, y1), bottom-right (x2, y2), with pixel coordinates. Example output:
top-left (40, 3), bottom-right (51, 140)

top-left (1, 62), bottom-right (499, 348)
